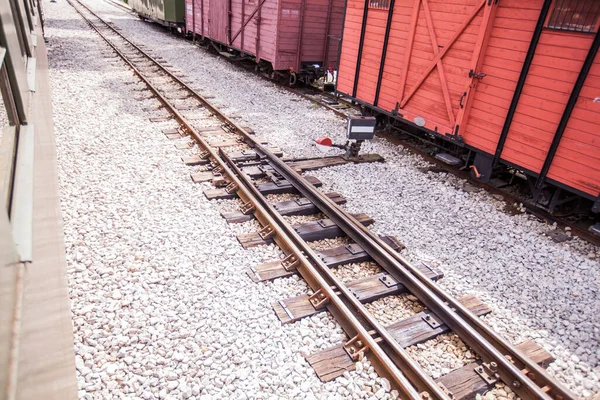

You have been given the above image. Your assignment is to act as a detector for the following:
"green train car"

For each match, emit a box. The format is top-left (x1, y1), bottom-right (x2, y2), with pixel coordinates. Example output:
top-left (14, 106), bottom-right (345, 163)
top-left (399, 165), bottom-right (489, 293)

top-left (129, 0), bottom-right (185, 29)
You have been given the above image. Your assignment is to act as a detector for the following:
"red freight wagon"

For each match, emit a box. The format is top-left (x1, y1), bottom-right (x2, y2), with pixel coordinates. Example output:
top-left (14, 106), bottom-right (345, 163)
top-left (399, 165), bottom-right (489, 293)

top-left (185, 0), bottom-right (346, 82)
top-left (337, 0), bottom-right (600, 213)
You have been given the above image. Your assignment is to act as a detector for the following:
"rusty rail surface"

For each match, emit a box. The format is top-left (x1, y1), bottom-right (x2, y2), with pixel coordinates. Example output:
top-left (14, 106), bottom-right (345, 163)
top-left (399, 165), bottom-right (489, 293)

top-left (67, 1), bottom-right (576, 399)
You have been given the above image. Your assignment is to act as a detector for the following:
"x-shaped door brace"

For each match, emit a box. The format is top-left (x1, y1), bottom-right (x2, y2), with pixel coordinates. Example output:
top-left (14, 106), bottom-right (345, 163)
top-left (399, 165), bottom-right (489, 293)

top-left (398, 0), bottom-right (486, 125)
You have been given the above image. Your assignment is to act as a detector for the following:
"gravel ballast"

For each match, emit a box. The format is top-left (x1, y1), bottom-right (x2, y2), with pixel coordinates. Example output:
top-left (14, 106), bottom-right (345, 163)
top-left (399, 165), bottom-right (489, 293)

top-left (48, 0), bottom-right (600, 398)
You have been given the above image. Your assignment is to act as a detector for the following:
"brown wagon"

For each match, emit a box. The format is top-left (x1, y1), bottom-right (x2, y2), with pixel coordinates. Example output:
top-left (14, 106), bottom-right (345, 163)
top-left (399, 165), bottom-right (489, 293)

top-left (185, 0), bottom-right (346, 82)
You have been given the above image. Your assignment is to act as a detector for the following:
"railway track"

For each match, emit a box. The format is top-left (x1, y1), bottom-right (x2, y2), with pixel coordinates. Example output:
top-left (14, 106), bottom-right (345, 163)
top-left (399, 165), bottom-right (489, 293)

top-left (67, 1), bottom-right (577, 398)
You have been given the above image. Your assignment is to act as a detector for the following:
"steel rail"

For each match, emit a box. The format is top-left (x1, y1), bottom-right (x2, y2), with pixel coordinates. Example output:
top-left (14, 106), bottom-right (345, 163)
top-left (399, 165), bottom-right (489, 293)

top-left (246, 140), bottom-right (576, 400)
top-left (221, 150), bottom-right (450, 400)
top-left (67, 1), bottom-right (446, 397)
top-left (356, 217), bottom-right (577, 400)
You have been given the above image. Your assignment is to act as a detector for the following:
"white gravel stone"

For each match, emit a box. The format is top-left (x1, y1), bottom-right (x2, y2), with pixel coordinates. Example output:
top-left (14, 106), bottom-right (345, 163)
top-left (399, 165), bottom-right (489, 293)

top-left (49, 0), bottom-right (600, 397)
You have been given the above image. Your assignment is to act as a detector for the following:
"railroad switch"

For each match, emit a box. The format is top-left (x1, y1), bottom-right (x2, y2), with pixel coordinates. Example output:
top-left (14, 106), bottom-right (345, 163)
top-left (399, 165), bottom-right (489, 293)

top-left (315, 116), bottom-right (377, 159)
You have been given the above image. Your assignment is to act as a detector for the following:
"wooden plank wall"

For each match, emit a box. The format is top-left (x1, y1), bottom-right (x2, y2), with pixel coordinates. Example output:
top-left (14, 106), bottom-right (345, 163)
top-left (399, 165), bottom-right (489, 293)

top-left (461, 0), bottom-right (543, 154)
top-left (274, 0), bottom-right (344, 71)
top-left (276, 0), bottom-right (304, 70)
top-left (402, 0), bottom-right (484, 131)
top-left (208, 0), bottom-right (227, 43)
top-left (336, 0), bottom-right (365, 94)
top-left (355, 8), bottom-right (386, 103)
top-left (230, 0), bottom-right (279, 63)
top-left (499, 29), bottom-right (593, 173)
top-left (301, 0), bottom-right (346, 65)
top-left (463, 1), bottom-right (600, 198)
top-left (547, 51), bottom-right (600, 196)
top-left (377, 3), bottom-right (413, 111)
top-left (324, 0), bottom-right (346, 69)
top-left (339, 0), bottom-right (486, 134)
top-left (184, 0), bottom-right (278, 65)
top-left (185, 0), bottom-right (209, 36)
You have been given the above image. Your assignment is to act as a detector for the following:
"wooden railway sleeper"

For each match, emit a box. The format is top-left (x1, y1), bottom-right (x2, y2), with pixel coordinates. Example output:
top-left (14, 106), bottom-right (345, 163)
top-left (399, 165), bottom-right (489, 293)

top-left (435, 382), bottom-right (455, 400)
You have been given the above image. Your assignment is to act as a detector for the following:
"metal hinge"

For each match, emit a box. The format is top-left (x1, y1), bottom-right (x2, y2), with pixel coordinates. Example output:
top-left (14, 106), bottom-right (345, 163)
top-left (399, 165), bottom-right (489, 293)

top-left (469, 69), bottom-right (487, 79)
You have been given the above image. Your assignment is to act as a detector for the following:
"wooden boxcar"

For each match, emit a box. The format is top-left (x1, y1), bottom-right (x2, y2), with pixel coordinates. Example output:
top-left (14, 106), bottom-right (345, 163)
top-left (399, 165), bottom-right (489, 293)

top-left (184, 0), bottom-right (346, 80)
top-left (337, 0), bottom-right (600, 212)
top-left (130, 0), bottom-right (186, 28)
